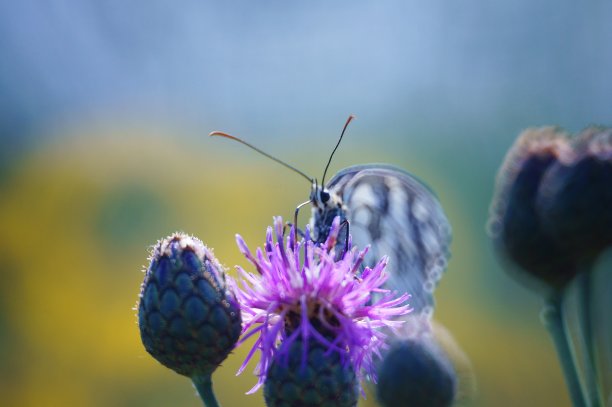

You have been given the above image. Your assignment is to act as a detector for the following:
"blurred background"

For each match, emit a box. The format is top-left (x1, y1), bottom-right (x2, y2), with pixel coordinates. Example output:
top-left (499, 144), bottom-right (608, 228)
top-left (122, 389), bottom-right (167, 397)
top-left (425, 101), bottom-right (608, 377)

top-left (1, 1), bottom-right (611, 406)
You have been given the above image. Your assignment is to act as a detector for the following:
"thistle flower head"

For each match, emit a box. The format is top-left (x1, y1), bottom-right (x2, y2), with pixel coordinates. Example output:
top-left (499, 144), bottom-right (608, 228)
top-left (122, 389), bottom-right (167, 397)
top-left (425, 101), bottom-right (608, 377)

top-left (231, 216), bottom-right (411, 394)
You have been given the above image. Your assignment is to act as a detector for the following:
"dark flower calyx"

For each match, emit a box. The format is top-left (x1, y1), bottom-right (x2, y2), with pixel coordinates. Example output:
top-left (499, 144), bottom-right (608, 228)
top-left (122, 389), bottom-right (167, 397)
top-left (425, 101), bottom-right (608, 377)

top-left (489, 127), bottom-right (577, 292)
top-left (264, 338), bottom-right (359, 407)
top-left (538, 127), bottom-right (612, 264)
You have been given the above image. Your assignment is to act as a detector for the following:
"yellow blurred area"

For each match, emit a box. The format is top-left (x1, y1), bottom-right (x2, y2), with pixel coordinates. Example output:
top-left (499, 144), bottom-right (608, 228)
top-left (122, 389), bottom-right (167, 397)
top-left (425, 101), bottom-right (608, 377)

top-left (0, 127), bottom-right (570, 406)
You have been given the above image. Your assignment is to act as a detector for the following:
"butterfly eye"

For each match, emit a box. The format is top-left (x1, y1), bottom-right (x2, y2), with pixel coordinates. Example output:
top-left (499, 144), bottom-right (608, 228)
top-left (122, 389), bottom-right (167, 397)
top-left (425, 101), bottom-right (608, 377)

top-left (320, 190), bottom-right (331, 204)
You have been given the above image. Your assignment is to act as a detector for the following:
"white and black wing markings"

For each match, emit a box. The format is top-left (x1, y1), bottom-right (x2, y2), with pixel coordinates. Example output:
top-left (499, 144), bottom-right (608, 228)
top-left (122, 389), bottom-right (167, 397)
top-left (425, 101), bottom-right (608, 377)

top-left (311, 164), bottom-right (452, 315)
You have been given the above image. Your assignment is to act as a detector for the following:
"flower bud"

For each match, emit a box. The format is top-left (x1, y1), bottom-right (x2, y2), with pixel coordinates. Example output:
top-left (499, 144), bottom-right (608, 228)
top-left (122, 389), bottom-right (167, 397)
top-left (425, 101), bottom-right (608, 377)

top-left (263, 338), bottom-right (358, 407)
top-left (489, 127), bottom-right (578, 292)
top-left (538, 127), bottom-right (612, 263)
top-left (138, 233), bottom-right (242, 378)
top-left (376, 337), bottom-right (456, 407)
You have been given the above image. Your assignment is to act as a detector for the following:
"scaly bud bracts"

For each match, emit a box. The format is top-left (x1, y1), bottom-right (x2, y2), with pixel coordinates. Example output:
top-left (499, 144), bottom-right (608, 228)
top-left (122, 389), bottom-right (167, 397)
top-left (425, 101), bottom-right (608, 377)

top-left (264, 338), bottom-right (358, 407)
top-left (138, 232), bottom-right (242, 378)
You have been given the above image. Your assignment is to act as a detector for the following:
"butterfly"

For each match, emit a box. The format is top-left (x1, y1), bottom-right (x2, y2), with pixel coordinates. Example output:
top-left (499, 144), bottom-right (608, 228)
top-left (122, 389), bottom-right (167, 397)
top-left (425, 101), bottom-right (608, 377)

top-left (309, 162), bottom-right (451, 314)
top-left (211, 116), bottom-right (451, 315)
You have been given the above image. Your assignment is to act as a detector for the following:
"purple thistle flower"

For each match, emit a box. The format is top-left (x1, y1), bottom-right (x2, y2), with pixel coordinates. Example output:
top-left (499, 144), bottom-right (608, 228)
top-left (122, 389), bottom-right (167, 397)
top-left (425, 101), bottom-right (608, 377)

top-left (230, 216), bottom-right (411, 394)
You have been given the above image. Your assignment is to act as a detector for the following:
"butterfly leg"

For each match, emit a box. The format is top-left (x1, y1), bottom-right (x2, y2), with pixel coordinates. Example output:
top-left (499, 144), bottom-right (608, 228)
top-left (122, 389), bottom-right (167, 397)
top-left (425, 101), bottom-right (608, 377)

top-left (283, 222), bottom-right (305, 238)
top-left (293, 200), bottom-right (311, 244)
top-left (339, 219), bottom-right (350, 256)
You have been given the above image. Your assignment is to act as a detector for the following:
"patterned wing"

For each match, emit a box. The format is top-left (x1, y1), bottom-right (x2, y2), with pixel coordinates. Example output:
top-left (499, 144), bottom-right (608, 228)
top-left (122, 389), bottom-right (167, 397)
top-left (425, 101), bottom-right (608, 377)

top-left (324, 164), bottom-right (452, 315)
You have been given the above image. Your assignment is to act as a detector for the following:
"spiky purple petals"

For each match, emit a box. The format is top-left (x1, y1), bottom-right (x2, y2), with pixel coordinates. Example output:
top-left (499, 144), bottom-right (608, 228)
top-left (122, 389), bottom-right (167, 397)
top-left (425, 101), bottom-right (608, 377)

top-left (231, 216), bottom-right (411, 393)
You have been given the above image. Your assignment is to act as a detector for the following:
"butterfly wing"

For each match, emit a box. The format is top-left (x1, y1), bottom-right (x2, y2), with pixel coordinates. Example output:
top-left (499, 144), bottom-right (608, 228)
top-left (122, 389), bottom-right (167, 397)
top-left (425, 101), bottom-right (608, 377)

top-left (322, 164), bottom-right (452, 315)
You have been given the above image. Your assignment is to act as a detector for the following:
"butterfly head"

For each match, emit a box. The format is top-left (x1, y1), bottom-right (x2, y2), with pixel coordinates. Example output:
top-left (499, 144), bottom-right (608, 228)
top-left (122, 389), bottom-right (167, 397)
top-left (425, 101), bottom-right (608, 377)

top-left (309, 180), bottom-right (347, 245)
top-left (310, 181), bottom-right (341, 211)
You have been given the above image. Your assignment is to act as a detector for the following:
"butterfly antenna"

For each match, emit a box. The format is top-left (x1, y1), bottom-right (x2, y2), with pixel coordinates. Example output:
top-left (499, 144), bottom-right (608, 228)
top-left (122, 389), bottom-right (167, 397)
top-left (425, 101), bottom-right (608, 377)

top-left (209, 131), bottom-right (313, 183)
top-left (321, 115), bottom-right (355, 186)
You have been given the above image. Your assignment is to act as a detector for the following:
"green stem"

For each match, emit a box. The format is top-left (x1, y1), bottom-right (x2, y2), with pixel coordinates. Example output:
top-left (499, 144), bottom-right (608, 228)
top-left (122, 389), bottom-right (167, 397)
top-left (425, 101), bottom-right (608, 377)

top-left (192, 374), bottom-right (220, 407)
top-left (541, 296), bottom-right (585, 407)
top-left (576, 271), bottom-right (602, 407)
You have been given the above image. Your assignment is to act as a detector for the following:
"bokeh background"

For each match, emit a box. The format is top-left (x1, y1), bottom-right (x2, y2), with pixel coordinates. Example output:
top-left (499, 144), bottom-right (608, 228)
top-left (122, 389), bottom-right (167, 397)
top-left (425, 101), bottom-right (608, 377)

top-left (1, 1), bottom-right (611, 406)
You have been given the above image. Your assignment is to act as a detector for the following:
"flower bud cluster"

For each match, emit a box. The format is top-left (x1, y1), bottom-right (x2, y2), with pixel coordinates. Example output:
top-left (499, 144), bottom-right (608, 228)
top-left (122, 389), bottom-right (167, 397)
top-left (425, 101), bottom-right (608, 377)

top-left (489, 126), bottom-right (612, 292)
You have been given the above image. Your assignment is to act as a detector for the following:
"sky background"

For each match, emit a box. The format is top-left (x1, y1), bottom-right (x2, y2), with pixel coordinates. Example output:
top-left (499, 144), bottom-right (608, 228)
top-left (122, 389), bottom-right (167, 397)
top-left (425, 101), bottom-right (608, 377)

top-left (1, 1), bottom-right (611, 406)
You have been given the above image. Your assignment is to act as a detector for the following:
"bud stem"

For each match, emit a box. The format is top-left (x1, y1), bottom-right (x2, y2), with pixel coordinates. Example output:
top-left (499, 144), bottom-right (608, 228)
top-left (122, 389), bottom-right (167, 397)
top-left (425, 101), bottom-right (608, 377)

top-left (541, 295), bottom-right (585, 407)
top-left (575, 270), bottom-right (603, 407)
top-left (192, 375), bottom-right (220, 407)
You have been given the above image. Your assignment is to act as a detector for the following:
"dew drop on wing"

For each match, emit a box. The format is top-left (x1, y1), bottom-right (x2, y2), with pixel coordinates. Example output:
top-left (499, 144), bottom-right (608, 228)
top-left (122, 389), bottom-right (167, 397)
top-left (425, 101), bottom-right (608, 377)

top-left (421, 305), bottom-right (434, 320)
top-left (423, 280), bottom-right (436, 294)
top-left (435, 256), bottom-right (447, 270)
top-left (486, 216), bottom-right (503, 238)
top-left (428, 269), bottom-right (442, 282)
